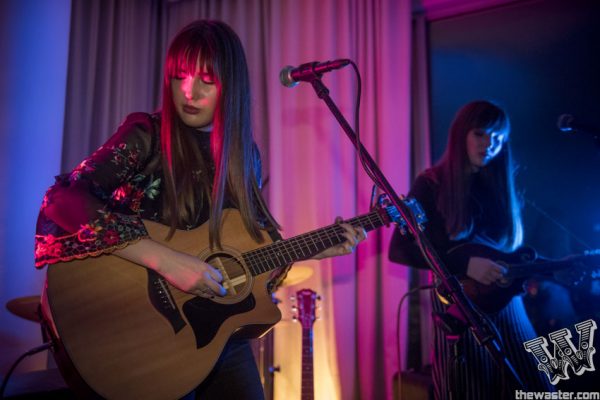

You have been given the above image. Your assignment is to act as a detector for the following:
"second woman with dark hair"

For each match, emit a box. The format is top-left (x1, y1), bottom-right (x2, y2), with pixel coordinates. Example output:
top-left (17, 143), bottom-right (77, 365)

top-left (389, 100), bottom-right (553, 399)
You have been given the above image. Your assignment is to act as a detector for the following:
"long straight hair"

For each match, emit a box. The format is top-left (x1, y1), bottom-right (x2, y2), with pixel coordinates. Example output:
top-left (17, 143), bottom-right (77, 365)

top-left (160, 20), bottom-right (279, 248)
top-left (435, 100), bottom-right (522, 251)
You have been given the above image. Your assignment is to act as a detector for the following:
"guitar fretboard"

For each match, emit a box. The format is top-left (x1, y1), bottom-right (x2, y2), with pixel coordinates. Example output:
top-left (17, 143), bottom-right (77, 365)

top-left (301, 326), bottom-right (314, 400)
top-left (242, 207), bottom-right (391, 276)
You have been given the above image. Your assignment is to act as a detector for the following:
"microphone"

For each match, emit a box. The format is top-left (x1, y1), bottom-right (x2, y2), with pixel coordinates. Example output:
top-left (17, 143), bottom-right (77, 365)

top-left (279, 59), bottom-right (350, 88)
top-left (557, 114), bottom-right (600, 137)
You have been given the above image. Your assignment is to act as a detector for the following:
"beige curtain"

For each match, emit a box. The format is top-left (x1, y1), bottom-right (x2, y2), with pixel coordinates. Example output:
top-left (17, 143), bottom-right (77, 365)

top-left (61, 0), bottom-right (166, 171)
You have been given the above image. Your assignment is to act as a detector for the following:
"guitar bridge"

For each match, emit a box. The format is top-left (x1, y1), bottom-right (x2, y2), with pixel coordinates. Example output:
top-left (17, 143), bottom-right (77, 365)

top-left (147, 270), bottom-right (187, 334)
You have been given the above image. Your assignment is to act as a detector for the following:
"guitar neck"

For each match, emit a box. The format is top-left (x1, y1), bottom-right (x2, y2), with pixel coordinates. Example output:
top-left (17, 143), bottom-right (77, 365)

top-left (505, 255), bottom-right (595, 280)
top-left (243, 207), bottom-right (391, 276)
top-left (506, 261), bottom-right (567, 279)
top-left (301, 327), bottom-right (314, 400)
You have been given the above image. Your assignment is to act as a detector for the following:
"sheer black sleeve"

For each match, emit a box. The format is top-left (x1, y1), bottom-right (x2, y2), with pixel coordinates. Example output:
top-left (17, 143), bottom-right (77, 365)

top-left (34, 113), bottom-right (158, 267)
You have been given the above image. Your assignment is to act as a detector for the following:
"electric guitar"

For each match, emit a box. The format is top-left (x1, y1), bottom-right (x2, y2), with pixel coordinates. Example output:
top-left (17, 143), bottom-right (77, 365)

top-left (294, 289), bottom-right (319, 400)
top-left (46, 200), bottom-right (426, 400)
top-left (437, 243), bottom-right (600, 313)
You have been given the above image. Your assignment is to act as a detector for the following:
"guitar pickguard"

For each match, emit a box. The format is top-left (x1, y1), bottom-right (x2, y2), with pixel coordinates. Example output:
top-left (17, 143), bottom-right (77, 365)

top-left (182, 294), bottom-right (256, 348)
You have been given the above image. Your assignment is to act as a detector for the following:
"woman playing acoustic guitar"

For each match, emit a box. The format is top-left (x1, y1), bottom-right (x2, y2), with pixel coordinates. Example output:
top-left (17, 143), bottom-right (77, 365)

top-left (35, 20), bottom-right (365, 400)
top-left (389, 100), bottom-right (554, 399)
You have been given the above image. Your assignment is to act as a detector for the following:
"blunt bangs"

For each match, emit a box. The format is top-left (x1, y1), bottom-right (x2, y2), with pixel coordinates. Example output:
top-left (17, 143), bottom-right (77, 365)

top-left (165, 28), bottom-right (218, 82)
top-left (473, 103), bottom-right (511, 139)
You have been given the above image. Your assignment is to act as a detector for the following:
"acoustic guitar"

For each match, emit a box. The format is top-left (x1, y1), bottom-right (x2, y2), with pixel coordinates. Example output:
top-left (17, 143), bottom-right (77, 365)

top-left (437, 243), bottom-right (600, 313)
top-left (46, 201), bottom-right (425, 399)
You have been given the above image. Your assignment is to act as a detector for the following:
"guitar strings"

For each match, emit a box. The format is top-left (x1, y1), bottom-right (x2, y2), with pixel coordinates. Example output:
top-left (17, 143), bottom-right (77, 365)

top-left (221, 206), bottom-right (402, 275)
top-left (214, 212), bottom-right (383, 279)
top-left (242, 210), bottom-right (386, 274)
top-left (195, 204), bottom-right (417, 296)
top-left (201, 208), bottom-right (392, 295)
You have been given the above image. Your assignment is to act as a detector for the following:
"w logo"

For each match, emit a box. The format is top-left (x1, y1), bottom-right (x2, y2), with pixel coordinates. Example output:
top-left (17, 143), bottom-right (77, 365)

top-left (523, 319), bottom-right (597, 385)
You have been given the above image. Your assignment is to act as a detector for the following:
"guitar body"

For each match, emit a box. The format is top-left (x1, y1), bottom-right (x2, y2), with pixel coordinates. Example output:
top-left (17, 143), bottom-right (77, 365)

top-left (439, 243), bottom-right (600, 314)
top-left (46, 209), bottom-right (281, 400)
top-left (447, 243), bottom-right (537, 314)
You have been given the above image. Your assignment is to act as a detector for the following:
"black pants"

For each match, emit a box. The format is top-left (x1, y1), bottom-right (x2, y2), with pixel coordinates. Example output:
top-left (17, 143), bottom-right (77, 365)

top-left (181, 339), bottom-right (264, 400)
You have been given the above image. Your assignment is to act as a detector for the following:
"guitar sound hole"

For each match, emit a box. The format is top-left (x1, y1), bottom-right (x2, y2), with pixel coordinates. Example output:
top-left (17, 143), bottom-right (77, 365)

top-left (205, 252), bottom-right (251, 301)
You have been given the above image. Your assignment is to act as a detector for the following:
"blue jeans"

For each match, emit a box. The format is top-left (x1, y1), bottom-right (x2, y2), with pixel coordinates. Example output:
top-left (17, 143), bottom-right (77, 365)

top-left (181, 339), bottom-right (264, 400)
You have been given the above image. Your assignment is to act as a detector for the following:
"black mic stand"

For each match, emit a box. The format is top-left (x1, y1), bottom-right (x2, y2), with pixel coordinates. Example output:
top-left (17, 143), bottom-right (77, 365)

top-left (305, 75), bottom-right (527, 392)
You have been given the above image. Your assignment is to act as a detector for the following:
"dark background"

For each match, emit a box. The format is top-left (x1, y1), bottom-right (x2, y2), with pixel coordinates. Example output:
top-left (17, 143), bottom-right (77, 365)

top-left (428, 0), bottom-right (600, 390)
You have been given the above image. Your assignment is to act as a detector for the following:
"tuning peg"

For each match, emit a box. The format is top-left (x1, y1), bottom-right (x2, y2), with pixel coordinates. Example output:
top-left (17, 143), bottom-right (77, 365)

top-left (289, 295), bottom-right (296, 301)
top-left (369, 186), bottom-right (378, 209)
top-left (291, 306), bottom-right (297, 312)
top-left (376, 193), bottom-right (391, 207)
top-left (292, 316), bottom-right (298, 322)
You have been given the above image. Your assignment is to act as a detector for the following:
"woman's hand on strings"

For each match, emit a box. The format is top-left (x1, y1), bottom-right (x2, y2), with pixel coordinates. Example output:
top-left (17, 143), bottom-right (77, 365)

top-left (466, 256), bottom-right (507, 285)
top-left (312, 216), bottom-right (367, 260)
top-left (114, 238), bottom-right (227, 297)
top-left (157, 250), bottom-right (227, 298)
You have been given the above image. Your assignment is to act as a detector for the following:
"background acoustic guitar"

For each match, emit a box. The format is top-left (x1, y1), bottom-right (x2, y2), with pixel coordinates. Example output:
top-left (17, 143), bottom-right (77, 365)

top-left (293, 288), bottom-right (319, 400)
top-left (436, 243), bottom-right (600, 314)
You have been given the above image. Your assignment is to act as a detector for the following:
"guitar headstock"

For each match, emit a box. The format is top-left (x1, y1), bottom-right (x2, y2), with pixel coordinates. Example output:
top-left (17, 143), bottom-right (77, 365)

top-left (555, 251), bottom-right (600, 287)
top-left (379, 196), bottom-right (427, 235)
top-left (293, 288), bottom-right (319, 329)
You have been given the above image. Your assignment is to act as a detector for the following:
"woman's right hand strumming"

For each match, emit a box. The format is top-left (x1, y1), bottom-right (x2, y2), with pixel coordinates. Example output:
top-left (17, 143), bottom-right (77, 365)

top-left (157, 249), bottom-right (226, 297)
top-left (114, 238), bottom-right (227, 297)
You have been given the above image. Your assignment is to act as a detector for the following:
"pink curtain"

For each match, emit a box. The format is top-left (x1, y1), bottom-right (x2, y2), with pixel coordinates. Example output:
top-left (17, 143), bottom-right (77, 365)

top-left (240, 2), bottom-right (412, 399)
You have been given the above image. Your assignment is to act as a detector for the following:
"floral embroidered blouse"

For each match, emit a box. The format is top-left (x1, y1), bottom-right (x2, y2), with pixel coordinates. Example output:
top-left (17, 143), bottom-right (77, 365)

top-left (34, 112), bottom-right (265, 268)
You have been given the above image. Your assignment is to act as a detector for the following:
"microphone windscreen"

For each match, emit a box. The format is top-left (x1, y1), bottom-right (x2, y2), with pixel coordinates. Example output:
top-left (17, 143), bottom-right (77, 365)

top-left (557, 114), bottom-right (574, 132)
top-left (279, 66), bottom-right (298, 88)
